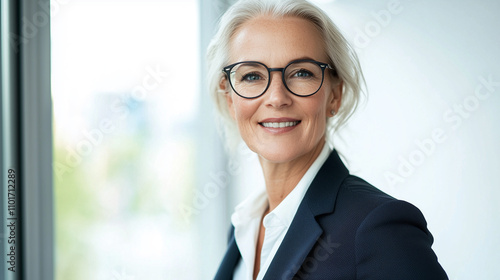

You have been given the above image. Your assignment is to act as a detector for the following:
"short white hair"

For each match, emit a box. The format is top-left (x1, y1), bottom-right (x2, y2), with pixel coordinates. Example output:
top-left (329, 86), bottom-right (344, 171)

top-left (206, 0), bottom-right (365, 152)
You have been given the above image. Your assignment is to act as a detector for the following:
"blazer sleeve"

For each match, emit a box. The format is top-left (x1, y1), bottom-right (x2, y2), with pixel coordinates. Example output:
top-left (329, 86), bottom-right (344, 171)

top-left (354, 200), bottom-right (448, 280)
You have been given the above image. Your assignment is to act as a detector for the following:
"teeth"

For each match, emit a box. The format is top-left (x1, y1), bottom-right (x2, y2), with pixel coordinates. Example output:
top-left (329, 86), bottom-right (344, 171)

top-left (261, 121), bottom-right (299, 128)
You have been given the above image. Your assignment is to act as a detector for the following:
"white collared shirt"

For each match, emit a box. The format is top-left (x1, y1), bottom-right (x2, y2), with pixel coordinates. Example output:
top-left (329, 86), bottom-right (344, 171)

top-left (232, 143), bottom-right (332, 280)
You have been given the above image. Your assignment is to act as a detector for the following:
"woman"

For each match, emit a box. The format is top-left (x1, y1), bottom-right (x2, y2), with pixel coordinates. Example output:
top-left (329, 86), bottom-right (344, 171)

top-left (207, 0), bottom-right (448, 279)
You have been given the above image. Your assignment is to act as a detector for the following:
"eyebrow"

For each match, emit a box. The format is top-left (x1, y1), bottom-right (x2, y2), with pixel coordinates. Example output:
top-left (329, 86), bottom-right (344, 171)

top-left (231, 56), bottom-right (323, 67)
top-left (290, 56), bottom-right (317, 62)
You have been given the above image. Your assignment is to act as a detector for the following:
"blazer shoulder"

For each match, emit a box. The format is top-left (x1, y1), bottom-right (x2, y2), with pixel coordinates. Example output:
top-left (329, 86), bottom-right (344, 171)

top-left (354, 199), bottom-right (448, 279)
top-left (337, 175), bottom-right (396, 207)
top-left (330, 176), bottom-right (448, 279)
top-left (335, 176), bottom-right (431, 239)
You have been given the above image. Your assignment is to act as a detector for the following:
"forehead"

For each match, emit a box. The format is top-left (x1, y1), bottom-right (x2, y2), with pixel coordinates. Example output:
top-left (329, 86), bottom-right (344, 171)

top-left (229, 16), bottom-right (327, 65)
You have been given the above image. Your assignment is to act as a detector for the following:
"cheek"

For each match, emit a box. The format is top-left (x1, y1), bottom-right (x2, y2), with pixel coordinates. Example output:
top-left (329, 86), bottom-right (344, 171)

top-left (232, 98), bottom-right (257, 124)
top-left (305, 94), bottom-right (329, 134)
top-left (309, 94), bottom-right (329, 120)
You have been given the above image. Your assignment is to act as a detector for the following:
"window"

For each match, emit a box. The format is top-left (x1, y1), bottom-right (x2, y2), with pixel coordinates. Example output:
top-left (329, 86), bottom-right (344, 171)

top-left (52, 1), bottom-right (207, 278)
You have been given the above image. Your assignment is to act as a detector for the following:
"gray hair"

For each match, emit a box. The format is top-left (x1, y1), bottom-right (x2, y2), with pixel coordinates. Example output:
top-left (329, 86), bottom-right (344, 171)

top-left (206, 0), bottom-right (365, 152)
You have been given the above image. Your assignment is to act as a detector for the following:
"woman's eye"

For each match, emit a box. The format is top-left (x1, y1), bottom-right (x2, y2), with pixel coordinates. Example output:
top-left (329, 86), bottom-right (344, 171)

top-left (242, 72), bottom-right (263, 82)
top-left (292, 69), bottom-right (314, 78)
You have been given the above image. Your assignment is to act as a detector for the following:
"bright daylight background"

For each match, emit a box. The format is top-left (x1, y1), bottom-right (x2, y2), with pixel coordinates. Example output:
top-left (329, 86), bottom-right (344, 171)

top-left (51, 0), bottom-right (500, 279)
top-left (52, 0), bottom-right (200, 279)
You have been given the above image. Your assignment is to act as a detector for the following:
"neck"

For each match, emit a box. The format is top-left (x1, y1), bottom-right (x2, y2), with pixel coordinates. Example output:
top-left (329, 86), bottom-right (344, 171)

top-left (259, 138), bottom-right (325, 211)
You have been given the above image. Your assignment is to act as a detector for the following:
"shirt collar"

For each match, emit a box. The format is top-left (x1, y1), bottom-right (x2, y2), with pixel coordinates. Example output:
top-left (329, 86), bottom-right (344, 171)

top-left (231, 186), bottom-right (268, 227)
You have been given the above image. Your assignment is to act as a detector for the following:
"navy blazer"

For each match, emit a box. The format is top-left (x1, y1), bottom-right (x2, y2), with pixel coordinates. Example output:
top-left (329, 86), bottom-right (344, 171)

top-left (214, 150), bottom-right (448, 280)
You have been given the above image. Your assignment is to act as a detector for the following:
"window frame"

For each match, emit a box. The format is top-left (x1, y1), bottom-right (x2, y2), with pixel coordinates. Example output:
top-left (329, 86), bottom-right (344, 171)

top-left (1, 0), bottom-right (52, 279)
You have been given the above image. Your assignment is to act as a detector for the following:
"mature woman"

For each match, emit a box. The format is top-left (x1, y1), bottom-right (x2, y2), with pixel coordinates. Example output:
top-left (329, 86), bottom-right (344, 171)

top-left (207, 0), bottom-right (447, 279)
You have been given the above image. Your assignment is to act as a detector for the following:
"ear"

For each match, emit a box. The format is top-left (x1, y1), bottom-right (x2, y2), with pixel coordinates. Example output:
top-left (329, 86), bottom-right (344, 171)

top-left (220, 76), bottom-right (236, 120)
top-left (327, 80), bottom-right (343, 117)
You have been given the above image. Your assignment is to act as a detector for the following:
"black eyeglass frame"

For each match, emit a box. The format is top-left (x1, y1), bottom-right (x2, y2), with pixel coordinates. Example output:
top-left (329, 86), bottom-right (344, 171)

top-left (222, 59), bottom-right (335, 99)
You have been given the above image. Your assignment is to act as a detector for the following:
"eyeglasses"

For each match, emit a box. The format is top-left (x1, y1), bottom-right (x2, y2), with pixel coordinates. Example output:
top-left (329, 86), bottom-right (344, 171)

top-left (222, 59), bottom-right (335, 99)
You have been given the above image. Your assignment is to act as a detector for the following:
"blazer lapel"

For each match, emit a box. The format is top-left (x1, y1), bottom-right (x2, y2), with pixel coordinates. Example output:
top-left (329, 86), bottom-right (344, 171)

top-left (263, 150), bottom-right (349, 279)
top-left (214, 233), bottom-right (240, 280)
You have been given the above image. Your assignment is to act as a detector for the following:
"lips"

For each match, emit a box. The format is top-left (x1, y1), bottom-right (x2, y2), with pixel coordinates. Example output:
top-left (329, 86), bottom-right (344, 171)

top-left (258, 118), bottom-right (301, 131)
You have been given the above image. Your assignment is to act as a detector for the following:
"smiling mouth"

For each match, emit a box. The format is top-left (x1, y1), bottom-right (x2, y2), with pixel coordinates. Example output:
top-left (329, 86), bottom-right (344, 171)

top-left (259, 121), bottom-right (301, 128)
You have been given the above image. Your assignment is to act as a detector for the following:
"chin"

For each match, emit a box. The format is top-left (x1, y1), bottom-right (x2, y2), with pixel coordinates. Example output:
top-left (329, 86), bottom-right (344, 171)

top-left (253, 143), bottom-right (303, 164)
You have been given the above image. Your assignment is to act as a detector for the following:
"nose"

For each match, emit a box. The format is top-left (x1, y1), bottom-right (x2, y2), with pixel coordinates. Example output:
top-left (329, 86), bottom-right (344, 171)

top-left (265, 71), bottom-right (292, 108)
